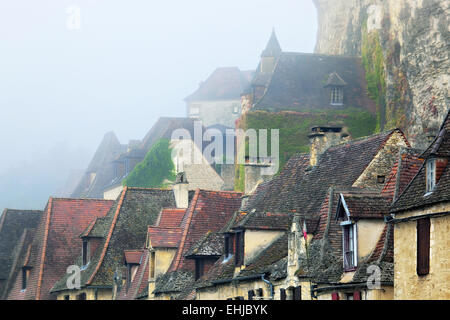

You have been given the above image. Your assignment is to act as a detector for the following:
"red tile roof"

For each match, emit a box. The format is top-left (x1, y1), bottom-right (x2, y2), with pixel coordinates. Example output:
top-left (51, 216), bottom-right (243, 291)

top-left (7, 198), bottom-right (113, 300)
top-left (148, 227), bottom-right (183, 248)
top-left (157, 208), bottom-right (186, 228)
top-left (124, 250), bottom-right (144, 264)
top-left (169, 190), bottom-right (243, 272)
top-left (117, 250), bottom-right (149, 300)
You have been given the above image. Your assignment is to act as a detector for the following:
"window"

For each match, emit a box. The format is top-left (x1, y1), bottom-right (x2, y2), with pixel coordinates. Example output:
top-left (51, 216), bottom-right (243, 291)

top-left (234, 231), bottom-right (244, 266)
top-left (233, 105), bottom-right (239, 114)
top-left (77, 293), bottom-right (86, 300)
top-left (248, 290), bottom-right (255, 300)
top-left (280, 288), bottom-right (286, 300)
top-left (417, 217), bottom-right (430, 276)
top-left (82, 240), bottom-right (89, 266)
top-left (426, 158), bottom-right (436, 193)
top-left (331, 87), bottom-right (343, 105)
top-left (256, 288), bottom-right (263, 297)
top-left (64, 295), bottom-right (70, 300)
top-left (343, 224), bottom-right (357, 270)
top-left (189, 106), bottom-right (200, 116)
top-left (150, 251), bottom-right (156, 279)
top-left (377, 175), bottom-right (385, 184)
top-left (293, 286), bottom-right (302, 300)
top-left (346, 291), bottom-right (361, 300)
top-left (21, 267), bottom-right (30, 291)
top-left (224, 234), bottom-right (232, 258)
top-left (195, 259), bottom-right (205, 280)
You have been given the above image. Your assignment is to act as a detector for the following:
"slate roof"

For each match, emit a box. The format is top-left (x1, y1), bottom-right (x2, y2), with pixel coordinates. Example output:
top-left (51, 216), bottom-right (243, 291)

top-left (184, 232), bottom-right (223, 257)
top-left (261, 29), bottom-right (282, 58)
top-left (337, 190), bottom-right (391, 220)
top-left (6, 198), bottom-right (113, 300)
top-left (51, 187), bottom-right (176, 293)
top-left (391, 110), bottom-right (450, 213)
top-left (0, 209), bottom-right (42, 288)
top-left (252, 52), bottom-right (376, 112)
top-left (232, 211), bottom-right (292, 231)
top-left (71, 131), bottom-right (127, 198)
top-left (184, 67), bottom-right (252, 102)
top-left (246, 130), bottom-right (403, 218)
top-left (0, 228), bottom-right (36, 300)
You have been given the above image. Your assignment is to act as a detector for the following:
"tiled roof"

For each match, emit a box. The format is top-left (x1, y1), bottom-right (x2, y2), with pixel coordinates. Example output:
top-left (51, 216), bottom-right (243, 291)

top-left (154, 190), bottom-right (242, 295)
top-left (51, 187), bottom-right (176, 293)
top-left (232, 211), bottom-right (292, 231)
top-left (382, 148), bottom-right (424, 202)
top-left (247, 130), bottom-right (401, 218)
top-left (71, 131), bottom-right (127, 198)
top-left (168, 190), bottom-right (243, 273)
top-left (148, 227), bottom-right (182, 248)
top-left (156, 208), bottom-right (186, 228)
top-left (391, 110), bottom-right (450, 212)
top-left (184, 67), bottom-right (252, 102)
top-left (6, 198), bottom-right (113, 300)
top-left (0, 228), bottom-right (36, 300)
top-left (0, 209), bottom-right (42, 289)
top-left (117, 250), bottom-right (149, 300)
top-left (184, 232), bottom-right (224, 257)
top-left (338, 190), bottom-right (391, 219)
top-left (253, 52), bottom-right (376, 113)
top-left (124, 250), bottom-right (144, 265)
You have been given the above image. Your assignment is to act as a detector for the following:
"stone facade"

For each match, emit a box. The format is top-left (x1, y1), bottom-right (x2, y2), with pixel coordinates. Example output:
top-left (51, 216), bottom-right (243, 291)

top-left (313, 0), bottom-right (449, 149)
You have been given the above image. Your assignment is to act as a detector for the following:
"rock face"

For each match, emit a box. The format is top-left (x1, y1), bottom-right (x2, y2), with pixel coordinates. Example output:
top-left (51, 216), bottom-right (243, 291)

top-left (313, 0), bottom-right (449, 148)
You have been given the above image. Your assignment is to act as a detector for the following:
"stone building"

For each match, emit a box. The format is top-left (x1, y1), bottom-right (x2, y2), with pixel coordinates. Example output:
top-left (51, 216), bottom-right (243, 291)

top-left (389, 109), bottom-right (450, 300)
top-left (185, 67), bottom-right (253, 128)
top-left (241, 30), bottom-right (376, 115)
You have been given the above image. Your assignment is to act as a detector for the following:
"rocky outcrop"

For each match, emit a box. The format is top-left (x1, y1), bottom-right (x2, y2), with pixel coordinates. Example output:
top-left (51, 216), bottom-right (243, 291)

top-left (313, 0), bottom-right (449, 148)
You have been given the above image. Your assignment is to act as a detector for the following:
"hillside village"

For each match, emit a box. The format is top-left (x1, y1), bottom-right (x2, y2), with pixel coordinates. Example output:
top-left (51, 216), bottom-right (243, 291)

top-left (1, 2), bottom-right (449, 301)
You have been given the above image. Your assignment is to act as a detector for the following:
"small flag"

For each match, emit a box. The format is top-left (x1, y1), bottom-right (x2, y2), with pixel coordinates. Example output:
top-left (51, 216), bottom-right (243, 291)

top-left (302, 220), bottom-right (307, 240)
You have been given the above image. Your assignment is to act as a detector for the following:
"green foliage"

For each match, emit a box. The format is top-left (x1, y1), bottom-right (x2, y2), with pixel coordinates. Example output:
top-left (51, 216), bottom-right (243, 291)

top-left (234, 108), bottom-right (376, 190)
top-left (361, 21), bottom-right (386, 132)
top-left (123, 138), bottom-right (176, 188)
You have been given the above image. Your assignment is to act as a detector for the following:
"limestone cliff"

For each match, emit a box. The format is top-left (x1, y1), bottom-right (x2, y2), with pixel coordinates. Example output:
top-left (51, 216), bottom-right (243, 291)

top-left (313, 0), bottom-right (449, 148)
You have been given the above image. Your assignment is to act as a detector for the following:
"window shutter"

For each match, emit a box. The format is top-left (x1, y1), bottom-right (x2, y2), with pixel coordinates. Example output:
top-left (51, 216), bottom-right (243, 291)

top-left (331, 292), bottom-right (339, 300)
top-left (417, 218), bottom-right (430, 276)
top-left (294, 286), bottom-right (302, 300)
top-left (256, 288), bottom-right (263, 297)
top-left (280, 288), bottom-right (286, 300)
top-left (353, 291), bottom-right (361, 300)
top-left (248, 290), bottom-right (255, 300)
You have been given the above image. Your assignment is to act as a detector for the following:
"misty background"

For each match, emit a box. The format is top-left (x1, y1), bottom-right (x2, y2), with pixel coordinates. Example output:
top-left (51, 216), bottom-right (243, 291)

top-left (0, 0), bottom-right (317, 210)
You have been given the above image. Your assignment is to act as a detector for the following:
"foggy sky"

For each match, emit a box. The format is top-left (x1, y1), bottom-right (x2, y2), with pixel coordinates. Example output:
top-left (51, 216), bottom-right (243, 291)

top-left (0, 0), bottom-right (317, 210)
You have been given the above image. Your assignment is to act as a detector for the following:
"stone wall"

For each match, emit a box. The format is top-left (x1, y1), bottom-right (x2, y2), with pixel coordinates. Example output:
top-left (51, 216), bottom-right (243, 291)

top-left (394, 204), bottom-right (450, 300)
top-left (313, 0), bottom-right (449, 149)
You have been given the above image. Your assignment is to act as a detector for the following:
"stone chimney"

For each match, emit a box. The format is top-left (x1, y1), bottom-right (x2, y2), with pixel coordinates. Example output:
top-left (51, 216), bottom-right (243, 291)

top-left (173, 172), bottom-right (189, 208)
top-left (308, 126), bottom-right (344, 167)
top-left (244, 157), bottom-right (274, 195)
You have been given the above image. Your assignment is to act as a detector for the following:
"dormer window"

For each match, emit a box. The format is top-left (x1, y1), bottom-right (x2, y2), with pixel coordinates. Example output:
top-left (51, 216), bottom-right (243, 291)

top-left (82, 240), bottom-right (89, 267)
top-left (224, 233), bottom-right (233, 259)
top-left (21, 267), bottom-right (31, 291)
top-left (342, 222), bottom-right (357, 271)
top-left (331, 87), bottom-right (344, 105)
top-left (426, 158), bottom-right (436, 193)
top-left (194, 259), bottom-right (205, 280)
top-left (189, 105), bottom-right (200, 117)
top-left (234, 231), bottom-right (244, 267)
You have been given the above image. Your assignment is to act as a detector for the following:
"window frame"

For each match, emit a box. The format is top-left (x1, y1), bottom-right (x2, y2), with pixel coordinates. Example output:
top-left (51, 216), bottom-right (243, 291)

top-left (330, 87), bottom-right (344, 105)
top-left (342, 222), bottom-right (357, 271)
top-left (417, 217), bottom-right (430, 276)
top-left (82, 239), bottom-right (90, 267)
top-left (426, 158), bottom-right (436, 193)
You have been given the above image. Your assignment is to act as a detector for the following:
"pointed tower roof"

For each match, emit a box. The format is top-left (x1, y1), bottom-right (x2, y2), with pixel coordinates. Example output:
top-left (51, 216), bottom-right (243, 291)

top-left (261, 29), bottom-right (282, 57)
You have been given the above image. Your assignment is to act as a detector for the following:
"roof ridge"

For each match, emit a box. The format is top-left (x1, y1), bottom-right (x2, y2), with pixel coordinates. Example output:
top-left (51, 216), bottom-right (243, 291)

top-left (87, 187), bottom-right (128, 285)
top-left (169, 189), bottom-right (200, 271)
top-left (36, 197), bottom-right (53, 300)
top-left (49, 197), bottom-right (114, 202)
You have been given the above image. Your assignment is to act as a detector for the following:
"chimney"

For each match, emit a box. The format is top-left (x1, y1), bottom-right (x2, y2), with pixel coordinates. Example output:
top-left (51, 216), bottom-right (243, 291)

top-left (173, 172), bottom-right (189, 208)
top-left (308, 126), bottom-right (344, 167)
top-left (244, 157), bottom-right (274, 195)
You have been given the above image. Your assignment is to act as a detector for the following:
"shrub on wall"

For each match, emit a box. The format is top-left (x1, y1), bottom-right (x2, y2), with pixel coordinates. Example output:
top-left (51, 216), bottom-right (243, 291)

top-left (123, 138), bottom-right (176, 188)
